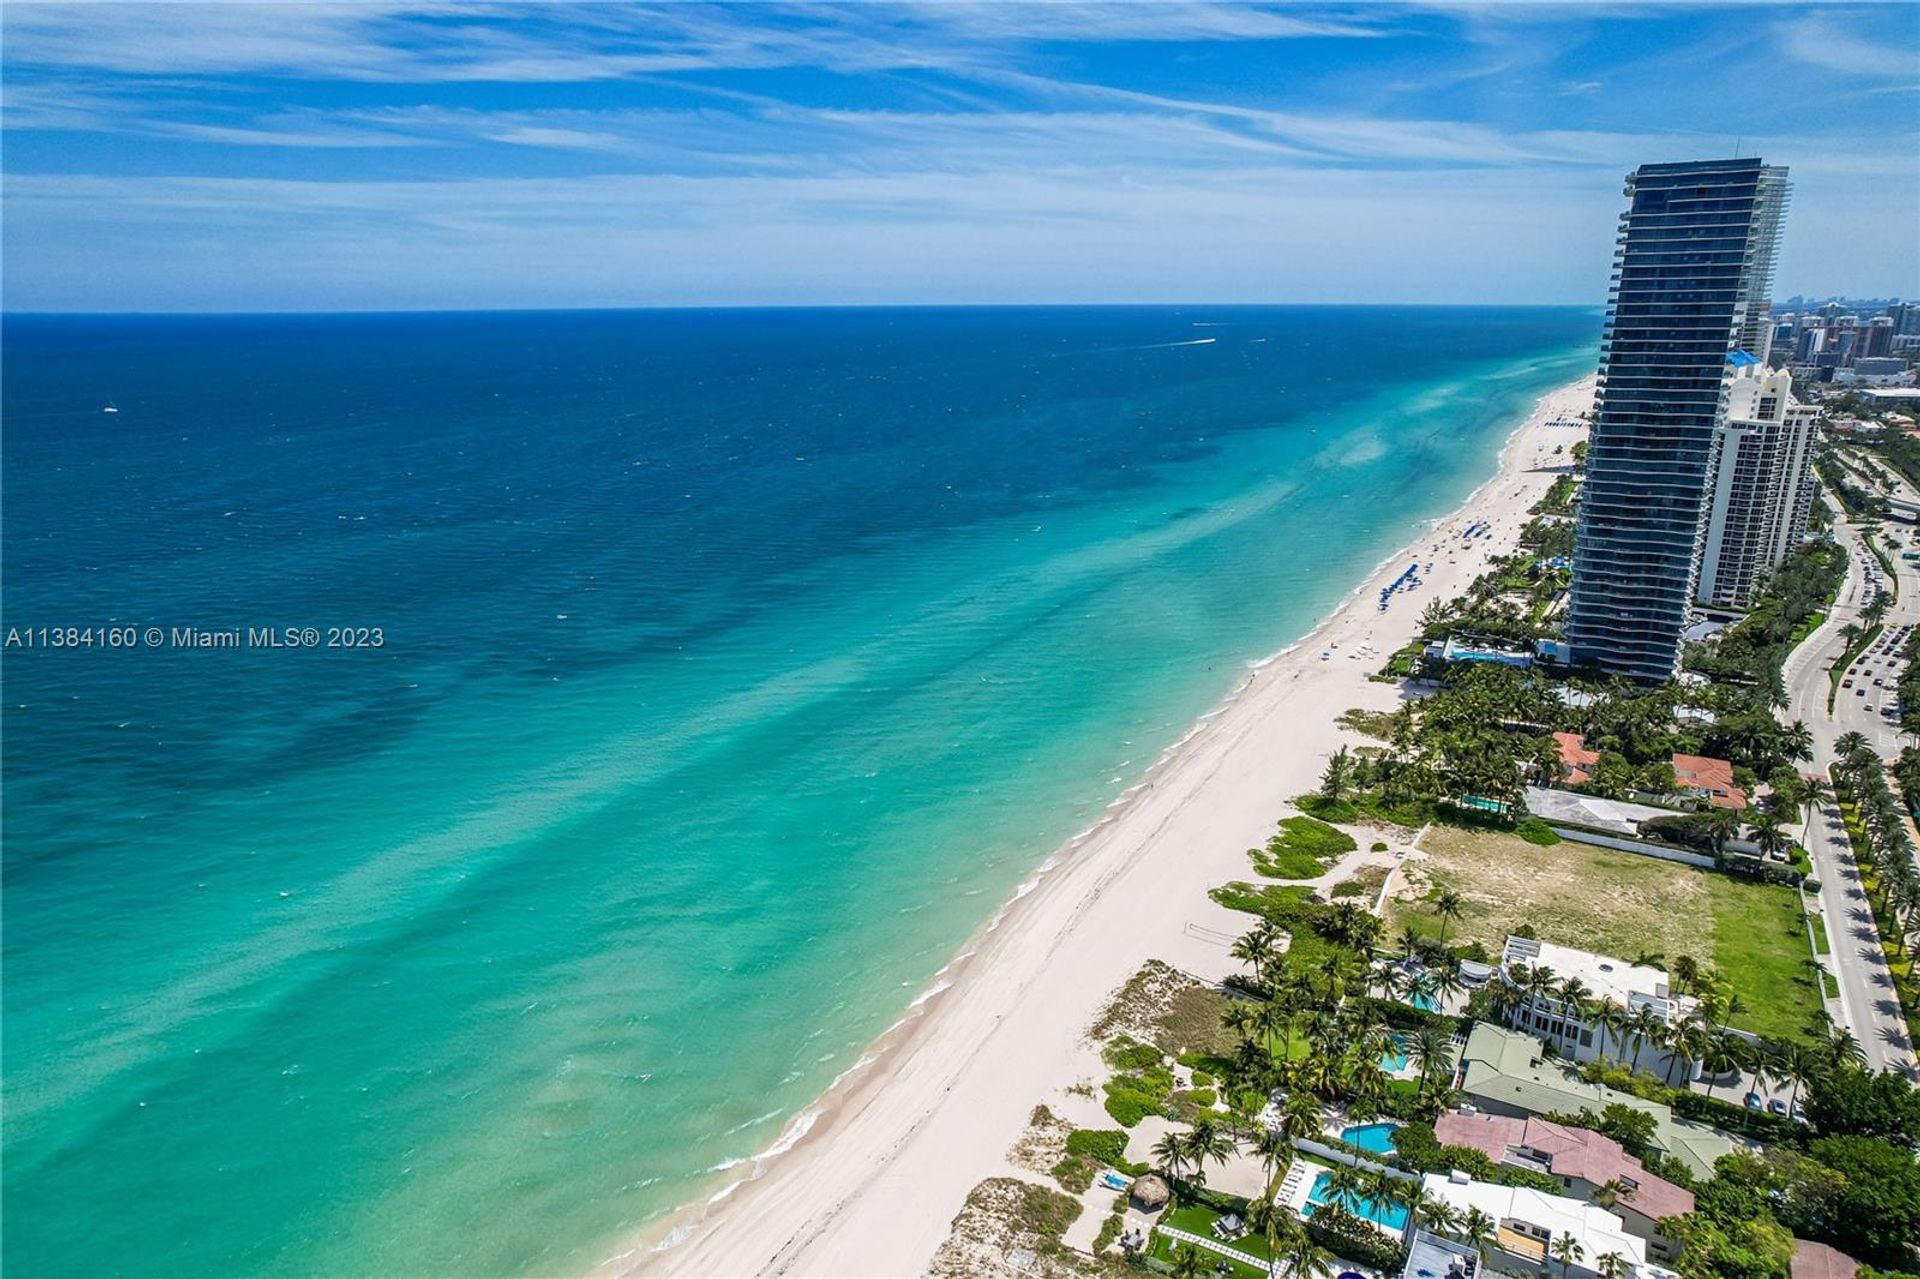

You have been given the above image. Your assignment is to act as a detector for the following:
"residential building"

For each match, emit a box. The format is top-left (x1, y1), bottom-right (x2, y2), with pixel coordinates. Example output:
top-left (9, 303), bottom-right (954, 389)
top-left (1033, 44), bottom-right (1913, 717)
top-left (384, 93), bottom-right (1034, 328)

top-left (1669, 753), bottom-right (1746, 808)
top-left (1550, 735), bottom-right (1746, 808)
top-left (1565, 158), bottom-right (1791, 679)
top-left (1696, 363), bottom-right (1818, 607)
top-left (1455, 1024), bottom-right (1737, 1179)
top-left (1417, 1172), bottom-right (1654, 1279)
top-left (1861, 316), bottom-right (1895, 359)
top-left (1434, 1109), bottom-right (1693, 1260)
top-left (1499, 937), bottom-right (1701, 1082)
top-left (1792, 1240), bottom-right (1861, 1279)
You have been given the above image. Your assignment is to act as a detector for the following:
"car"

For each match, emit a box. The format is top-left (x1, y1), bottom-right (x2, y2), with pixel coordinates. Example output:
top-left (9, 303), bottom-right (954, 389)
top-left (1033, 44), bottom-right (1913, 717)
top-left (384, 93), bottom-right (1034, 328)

top-left (1844, 679), bottom-right (1856, 687)
top-left (1858, 688), bottom-right (1868, 696)
top-left (1768, 1098), bottom-right (1788, 1116)
top-left (1745, 1091), bottom-right (1764, 1110)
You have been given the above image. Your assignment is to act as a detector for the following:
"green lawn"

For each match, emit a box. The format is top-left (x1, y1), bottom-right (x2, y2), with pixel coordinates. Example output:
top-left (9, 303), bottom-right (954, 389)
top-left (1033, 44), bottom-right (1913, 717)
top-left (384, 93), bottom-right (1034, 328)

top-left (1388, 827), bottom-right (1822, 1044)
top-left (1810, 910), bottom-right (1831, 955)
top-left (1702, 875), bottom-right (1825, 1043)
top-left (1152, 1203), bottom-right (1273, 1278)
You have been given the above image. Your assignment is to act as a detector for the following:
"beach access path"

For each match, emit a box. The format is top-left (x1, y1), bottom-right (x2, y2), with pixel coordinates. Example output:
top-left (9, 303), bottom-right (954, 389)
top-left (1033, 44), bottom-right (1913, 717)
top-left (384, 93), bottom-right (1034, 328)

top-left (606, 375), bottom-right (1598, 1279)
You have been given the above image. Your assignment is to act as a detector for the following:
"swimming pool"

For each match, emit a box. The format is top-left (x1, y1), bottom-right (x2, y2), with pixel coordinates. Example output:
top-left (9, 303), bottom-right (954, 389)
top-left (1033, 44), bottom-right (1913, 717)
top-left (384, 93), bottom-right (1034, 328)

top-left (1379, 1033), bottom-right (1409, 1072)
top-left (1340, 1122), bottom-right (1401, 1155)
top-left (1306, 1171), bottom-right (1411, 1232)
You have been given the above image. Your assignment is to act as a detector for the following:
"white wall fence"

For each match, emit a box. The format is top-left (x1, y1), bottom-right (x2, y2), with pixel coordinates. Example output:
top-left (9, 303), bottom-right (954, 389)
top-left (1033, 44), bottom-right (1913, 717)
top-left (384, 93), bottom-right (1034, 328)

top-left (1546, 826), bottom-right (1717, 868)
top-left (1292, 1137), bottom-right (1421, 1181)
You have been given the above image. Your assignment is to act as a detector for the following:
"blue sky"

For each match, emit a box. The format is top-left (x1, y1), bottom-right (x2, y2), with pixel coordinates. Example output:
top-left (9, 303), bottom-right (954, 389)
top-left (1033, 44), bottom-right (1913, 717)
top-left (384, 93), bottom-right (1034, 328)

top-left (3, 2), bottom-right (1916, 311)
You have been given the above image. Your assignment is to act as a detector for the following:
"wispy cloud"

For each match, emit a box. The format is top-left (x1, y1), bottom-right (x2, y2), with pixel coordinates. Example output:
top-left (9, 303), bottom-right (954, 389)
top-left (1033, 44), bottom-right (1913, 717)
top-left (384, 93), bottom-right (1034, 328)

top-left (1775, 12), bottom-right (1920, 81)
top-left (2, 2), bottom-right (1915, 309)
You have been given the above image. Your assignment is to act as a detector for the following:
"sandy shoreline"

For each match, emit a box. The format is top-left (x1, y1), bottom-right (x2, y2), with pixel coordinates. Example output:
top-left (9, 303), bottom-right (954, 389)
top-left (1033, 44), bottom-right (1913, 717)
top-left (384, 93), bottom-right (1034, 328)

top-left (602, 373), bottom-right (1598, 1279)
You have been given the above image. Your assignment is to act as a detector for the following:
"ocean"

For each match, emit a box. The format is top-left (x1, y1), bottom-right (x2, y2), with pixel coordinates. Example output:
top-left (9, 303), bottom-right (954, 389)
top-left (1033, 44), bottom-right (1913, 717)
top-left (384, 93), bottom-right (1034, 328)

top-left (1, 306), bottom-right (1596, 1276)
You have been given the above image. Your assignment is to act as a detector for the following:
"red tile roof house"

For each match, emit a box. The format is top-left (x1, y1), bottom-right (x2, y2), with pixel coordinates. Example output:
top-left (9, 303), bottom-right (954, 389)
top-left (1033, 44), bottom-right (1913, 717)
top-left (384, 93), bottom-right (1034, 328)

top-left (1670, 753), bottom-right (1747, 809)
top-left (1791, 1240), bottom-right (1860, 1279)
top-left (1551, 734), bottom-right (1746, 809)
top-left (1553, 732), bottom-right (1599, 785)
top-left (1435, 1109), bottom-right (1693, 1262)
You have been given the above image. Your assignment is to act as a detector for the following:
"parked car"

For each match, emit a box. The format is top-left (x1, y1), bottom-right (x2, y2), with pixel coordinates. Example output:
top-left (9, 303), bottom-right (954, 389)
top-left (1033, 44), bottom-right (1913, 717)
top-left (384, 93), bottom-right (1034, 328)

top-left (1768, 1098), bottom-right (1788, 1116)
top-left (1745, 1091), bottom-right (1764, 1110)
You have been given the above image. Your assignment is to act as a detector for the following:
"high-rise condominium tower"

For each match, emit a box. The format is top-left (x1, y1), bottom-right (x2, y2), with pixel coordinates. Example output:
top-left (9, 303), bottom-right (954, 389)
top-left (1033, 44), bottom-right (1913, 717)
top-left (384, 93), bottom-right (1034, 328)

top-left (1564, 158), bottom-right (1790, 680)
top-left (1695, 363), bottom-right (1820, 608)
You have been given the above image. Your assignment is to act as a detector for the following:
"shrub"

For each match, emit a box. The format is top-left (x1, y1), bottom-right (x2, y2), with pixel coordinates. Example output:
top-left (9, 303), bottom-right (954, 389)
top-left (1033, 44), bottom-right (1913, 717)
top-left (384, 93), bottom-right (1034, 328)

top-left (1050, 1154), bottom-right (1095, 1192)
top-left (1103, 1086), bottom-right (1156, 1128)
top-left (1295, 793), bottom-right (1360, 823)
top-left (1104, 1037), bottom-right (1165, 1072)
top-left (1305, 1202), bottom-right (1409, 1272)
top-left (1188, 1088), bottom-right (1217, 1109)
top-left (1515, 818), bottom-right (1560, 846)
top-left (1251, 815), bottom-right (1357, 879)
top-left (1371, 840), bottom-right (1390, 852)
top-left (1065, 1129), bottom-right (1131, 1168)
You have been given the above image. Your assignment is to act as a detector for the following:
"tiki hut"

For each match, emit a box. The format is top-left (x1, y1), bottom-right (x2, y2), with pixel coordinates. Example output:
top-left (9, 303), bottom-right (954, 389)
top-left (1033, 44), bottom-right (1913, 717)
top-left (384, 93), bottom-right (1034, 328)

top-left (1129, 1174), bottom-right (1170, 1212)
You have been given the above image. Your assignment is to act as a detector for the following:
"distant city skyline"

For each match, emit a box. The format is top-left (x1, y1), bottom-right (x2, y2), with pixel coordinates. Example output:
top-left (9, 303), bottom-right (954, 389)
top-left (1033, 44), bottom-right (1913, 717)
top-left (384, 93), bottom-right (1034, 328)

top-left (2, 2), bottom-right (1916, 313)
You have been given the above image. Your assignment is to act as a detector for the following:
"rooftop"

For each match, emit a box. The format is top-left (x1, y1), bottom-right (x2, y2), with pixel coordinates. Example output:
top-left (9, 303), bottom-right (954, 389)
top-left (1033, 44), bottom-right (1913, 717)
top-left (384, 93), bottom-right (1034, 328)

top-left (1456, 1024), bottom-right (1737, 1179)
top-left (1420, 1172), bottom-right (1648, 1270)
top-left (1522, 786), bottom-right (1679, 837)
top-left (1792, 1240), bottom-right (1860, 1279)
top-left (1502, 936), bottom-right (1678, 1010)
top-left (1554, 732), bottom-right (1600, 785)
top-left (1671, 753), bottom-right (1746, 809)
top-left (1433, 1110), bottom-right (1694, 1222)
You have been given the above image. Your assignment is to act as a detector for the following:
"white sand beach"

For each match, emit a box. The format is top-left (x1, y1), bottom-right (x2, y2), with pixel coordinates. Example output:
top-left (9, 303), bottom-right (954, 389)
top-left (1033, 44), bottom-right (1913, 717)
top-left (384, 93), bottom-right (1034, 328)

top-left (606, 374), bottom-right (1597, 1279)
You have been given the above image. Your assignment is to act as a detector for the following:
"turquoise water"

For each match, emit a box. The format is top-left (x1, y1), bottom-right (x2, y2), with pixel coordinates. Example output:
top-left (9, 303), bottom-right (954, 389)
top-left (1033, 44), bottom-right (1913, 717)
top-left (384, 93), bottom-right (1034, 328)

top-left (2, 307), bottom-right (1594, 1276)
top-left (1380, 1034), bottom-right (1412, 1072)
top-left (1307, 1171), bottom-right (1411, 1232)
top-left (1340, 1122), bottom-right (1401, 1155)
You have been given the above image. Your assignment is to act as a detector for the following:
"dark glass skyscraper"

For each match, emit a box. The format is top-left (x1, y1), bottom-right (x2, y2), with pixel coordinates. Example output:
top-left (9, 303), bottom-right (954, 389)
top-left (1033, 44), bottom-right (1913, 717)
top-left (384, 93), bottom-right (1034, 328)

top-left (1565, 158), bottom-right (1790, 680)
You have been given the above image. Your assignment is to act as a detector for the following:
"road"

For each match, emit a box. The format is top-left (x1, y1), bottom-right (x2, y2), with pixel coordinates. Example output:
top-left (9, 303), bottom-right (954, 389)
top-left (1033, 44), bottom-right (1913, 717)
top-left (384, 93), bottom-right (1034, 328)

top-left (1780, 471), bottom-right (1918, 1078)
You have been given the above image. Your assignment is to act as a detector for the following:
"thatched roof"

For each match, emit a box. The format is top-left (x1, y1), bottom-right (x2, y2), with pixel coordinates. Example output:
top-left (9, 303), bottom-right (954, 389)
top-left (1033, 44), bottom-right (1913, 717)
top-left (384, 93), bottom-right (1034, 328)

top-left (1129, 1174), bottom-right (1170, 1209)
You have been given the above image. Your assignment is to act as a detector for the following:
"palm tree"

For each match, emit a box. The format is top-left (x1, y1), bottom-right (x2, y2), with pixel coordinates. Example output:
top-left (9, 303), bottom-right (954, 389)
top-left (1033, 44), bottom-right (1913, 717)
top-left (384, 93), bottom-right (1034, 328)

top-left (1151, 1130), bottom-right (1190, 1192)
top-left (1670, 954), bottom-right (1701, 996)
top-left (1461, 1208), bottom-right (1497, 1266)
top-left (1823, 1025), bottom-right (1867, 1072)
top-left (1418, 1199), bottom-right (1461, 1237)
top-left (1232, 923), bottom-right (1281, 984)
top-left (1552, 1230), bottom-right (1586, 1279)
top-left (1326, 1161), bottom-right (1368, 1209)
top-left (1172, 1242), bottom-right (1205, 1279)
top-left (1751, 807), bottom-right (1789, 859)
top-left (1434, 889), bottom-right (1465, 944)
top-left (1595, 1252), bottom-right (1630, 1279)
top-left (1187, 1116), bottom-right (1235, 1186)
top-left (1409, 1025), bottom-right (1454, 1087)
top-left (1281, 1234), bottom-right (1330, 1279)
top-left (1245, 1194), bottom-right (1290, 1279)
top-left (1254, 1127), bottom-right (1292, 1197)
top-left (1625, 1005), bottom-right (1665, 1074)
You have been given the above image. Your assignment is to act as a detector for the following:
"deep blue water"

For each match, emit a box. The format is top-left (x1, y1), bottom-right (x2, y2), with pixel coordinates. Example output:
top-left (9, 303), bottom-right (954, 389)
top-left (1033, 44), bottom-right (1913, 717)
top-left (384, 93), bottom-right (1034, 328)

top-left (2, 306), bottom-right (1595, 1277)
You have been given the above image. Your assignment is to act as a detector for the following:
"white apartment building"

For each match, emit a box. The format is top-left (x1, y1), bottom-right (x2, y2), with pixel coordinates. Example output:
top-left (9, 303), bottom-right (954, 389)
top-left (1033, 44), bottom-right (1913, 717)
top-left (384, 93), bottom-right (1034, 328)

top-left (1499, 937), bottom-right (1700, 1084)
top-left (1696, 362), bottom-right (1819, 608)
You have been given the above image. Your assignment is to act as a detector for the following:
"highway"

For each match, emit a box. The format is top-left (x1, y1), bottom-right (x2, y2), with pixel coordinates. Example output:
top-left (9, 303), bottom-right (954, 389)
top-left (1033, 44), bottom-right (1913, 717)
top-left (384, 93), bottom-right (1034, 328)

top-left (1780, 466), bottom-right (1918, 1077)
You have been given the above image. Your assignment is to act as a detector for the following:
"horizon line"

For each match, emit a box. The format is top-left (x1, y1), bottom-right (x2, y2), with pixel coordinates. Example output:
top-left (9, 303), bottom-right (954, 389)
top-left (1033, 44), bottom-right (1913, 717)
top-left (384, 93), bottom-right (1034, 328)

top-left (5, 300), bottom-right (1618, 320)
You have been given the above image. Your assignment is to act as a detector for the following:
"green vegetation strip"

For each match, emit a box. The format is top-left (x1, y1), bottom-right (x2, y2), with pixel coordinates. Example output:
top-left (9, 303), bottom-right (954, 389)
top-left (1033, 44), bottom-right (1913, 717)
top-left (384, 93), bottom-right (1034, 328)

top-left (1828, 623), bottom-right (1884, 713)
top-left (1862, 529), bottom-right (1900, 600)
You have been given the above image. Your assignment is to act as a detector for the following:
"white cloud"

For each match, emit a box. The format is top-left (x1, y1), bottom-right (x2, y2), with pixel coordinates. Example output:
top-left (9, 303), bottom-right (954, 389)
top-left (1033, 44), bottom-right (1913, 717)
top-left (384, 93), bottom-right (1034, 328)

top-left (1776, 12), bottom-right (1920, 81)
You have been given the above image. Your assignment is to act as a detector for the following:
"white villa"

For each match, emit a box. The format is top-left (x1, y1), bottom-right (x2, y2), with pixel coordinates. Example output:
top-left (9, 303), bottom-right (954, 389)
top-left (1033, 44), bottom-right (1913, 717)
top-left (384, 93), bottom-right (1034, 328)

top-left (1499, 937), bottom-right (1700, 1083)
top-left (1417, 1172), bottom-right (1664, 1279)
